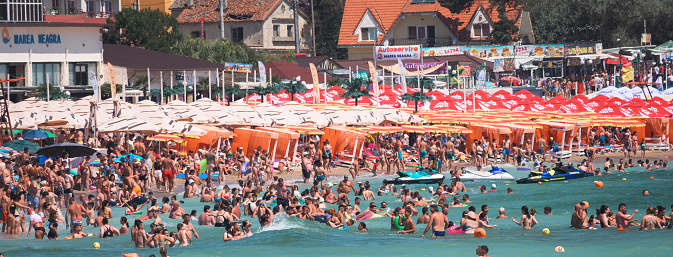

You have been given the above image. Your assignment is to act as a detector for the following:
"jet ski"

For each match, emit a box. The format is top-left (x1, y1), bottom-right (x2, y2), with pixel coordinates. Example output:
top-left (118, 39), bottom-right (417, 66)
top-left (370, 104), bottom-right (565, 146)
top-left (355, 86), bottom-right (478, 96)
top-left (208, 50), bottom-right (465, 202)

top-left (460, 165), bottom-right (515, 181)
top-left (383, 168), bottom-right (444, 185)
top-left (516, 165), bottom-right (594, 184)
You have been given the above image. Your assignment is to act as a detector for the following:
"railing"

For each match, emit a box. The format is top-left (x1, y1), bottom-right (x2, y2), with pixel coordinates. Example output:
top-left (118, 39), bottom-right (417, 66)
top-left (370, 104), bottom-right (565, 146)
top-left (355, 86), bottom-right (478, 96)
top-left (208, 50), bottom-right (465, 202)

top-left (45, 8), bottom-right (116, 18)
top-left (388, 37), bottom-right (454, 47)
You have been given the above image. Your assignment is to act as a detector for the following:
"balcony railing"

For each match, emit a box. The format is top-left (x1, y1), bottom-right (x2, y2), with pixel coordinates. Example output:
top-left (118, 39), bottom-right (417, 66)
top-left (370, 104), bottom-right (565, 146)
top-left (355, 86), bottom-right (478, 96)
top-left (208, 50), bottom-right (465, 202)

top-left (388, 37), bottom-right (454, 47)
top-left (45, 8), bottom-right (116, 18)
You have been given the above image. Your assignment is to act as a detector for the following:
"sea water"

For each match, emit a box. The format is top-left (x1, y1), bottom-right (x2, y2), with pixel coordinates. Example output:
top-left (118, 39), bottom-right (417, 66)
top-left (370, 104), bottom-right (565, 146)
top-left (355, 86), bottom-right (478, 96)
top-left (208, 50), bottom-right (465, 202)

top-left (2, 163), bottom-right (672, 256)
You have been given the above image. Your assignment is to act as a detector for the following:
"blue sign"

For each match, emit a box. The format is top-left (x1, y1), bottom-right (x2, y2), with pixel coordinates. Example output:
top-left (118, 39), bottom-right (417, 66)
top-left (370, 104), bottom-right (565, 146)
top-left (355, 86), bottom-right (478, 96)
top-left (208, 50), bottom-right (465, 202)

top-left (2, 28), bottom-right (61, 45)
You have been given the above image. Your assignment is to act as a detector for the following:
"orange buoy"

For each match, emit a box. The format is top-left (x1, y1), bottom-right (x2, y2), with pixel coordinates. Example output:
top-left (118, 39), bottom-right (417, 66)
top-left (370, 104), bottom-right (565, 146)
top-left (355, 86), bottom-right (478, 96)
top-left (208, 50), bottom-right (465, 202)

top-left (593, 181), bottom-right (604, 188)
top-left (650, 176), bottom-right (655, 179)
top-left (554, 246), bottom-right (565, 252)
top-left (626, 172), bottom-right (629, 174)
top-left (617, 227), bottom-right (628, 231)
top-left (474, 228), bottom-right (486, 238)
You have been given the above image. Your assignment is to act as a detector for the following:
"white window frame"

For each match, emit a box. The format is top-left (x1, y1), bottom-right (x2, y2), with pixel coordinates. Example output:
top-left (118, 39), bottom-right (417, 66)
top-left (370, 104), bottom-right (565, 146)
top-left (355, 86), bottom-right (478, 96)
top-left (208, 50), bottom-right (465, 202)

top-left (360, 27), bottom-right (377, 41)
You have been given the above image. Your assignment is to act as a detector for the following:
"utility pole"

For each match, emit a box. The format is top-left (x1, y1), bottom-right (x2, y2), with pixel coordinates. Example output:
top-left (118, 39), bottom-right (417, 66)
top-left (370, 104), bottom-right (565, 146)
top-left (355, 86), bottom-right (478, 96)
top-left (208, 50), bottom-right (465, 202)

top-left (310, 0), bottom-right (316, 56)
top-left (293, 0), bottom-right (300, 53)
top-left (219, 0), bottom-right (226, 39)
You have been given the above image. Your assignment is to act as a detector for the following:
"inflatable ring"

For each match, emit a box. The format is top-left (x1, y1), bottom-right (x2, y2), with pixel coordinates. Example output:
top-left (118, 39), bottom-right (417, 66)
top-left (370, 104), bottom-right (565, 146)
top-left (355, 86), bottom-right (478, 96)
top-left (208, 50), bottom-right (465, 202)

top-left (241, 161), bottom-right (252, 175)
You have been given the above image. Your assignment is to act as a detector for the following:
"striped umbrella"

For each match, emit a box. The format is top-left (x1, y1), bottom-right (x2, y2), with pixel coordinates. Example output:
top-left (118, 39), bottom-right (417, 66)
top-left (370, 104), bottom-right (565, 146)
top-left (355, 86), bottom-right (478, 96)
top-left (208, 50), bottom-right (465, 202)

top-left (280, 126), bottom-right (324, 135)
top-left (147, 134), bottom-right (185, 142)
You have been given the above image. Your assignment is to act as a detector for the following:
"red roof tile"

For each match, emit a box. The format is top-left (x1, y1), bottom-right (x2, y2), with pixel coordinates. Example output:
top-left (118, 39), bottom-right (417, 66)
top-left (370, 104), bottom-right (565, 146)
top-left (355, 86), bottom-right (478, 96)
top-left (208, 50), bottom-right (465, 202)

top-left (44, 14), bottom-right (111, 25)
top-left (176, 0), bottom-right (282, 23)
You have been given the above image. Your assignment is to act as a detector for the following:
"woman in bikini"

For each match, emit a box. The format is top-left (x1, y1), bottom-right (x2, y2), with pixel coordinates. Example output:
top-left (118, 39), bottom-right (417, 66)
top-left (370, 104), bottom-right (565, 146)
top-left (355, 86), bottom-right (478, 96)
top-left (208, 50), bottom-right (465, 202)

top-left (639, 207), bottom-right (662, 230)
top-left (512, 206), bottom-right (535, 229)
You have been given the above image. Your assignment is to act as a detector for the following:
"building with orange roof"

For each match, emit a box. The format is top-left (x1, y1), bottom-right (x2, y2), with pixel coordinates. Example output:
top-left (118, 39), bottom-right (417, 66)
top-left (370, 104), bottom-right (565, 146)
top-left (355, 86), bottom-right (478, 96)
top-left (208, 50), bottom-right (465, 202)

top-left (171, 0), bottom-right (310, 54)
top-left (338, 0), bottom-right (533, 59)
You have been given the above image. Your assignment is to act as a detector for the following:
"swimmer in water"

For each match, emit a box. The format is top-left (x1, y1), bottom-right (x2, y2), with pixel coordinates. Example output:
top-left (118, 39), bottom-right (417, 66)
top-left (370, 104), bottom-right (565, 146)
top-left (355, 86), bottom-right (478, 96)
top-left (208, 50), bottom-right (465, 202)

top-left (421, 205), bottom-right (449, 237)
top-left (512, 206), bottom-right (535, 229)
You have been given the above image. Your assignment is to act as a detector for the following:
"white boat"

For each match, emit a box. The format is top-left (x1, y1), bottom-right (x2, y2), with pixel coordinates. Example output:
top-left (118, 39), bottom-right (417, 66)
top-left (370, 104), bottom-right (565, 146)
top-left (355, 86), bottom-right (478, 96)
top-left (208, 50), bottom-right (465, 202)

top-left (460, 166), bottom-right (515, 181)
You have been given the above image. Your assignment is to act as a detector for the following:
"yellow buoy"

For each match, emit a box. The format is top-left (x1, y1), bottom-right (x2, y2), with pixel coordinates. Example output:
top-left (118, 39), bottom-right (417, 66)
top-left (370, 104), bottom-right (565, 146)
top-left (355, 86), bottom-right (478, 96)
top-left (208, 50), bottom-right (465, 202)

top-left (542, 228), bottom-right (550, 235)
top-left (93, 242), bottom-right (101, 249)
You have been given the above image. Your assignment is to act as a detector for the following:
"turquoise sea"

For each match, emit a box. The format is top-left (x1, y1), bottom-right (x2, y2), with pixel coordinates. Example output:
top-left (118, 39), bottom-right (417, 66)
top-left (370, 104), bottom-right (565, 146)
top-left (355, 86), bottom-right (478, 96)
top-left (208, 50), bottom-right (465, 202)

top-left (1, 163), bottom-right (672, 256)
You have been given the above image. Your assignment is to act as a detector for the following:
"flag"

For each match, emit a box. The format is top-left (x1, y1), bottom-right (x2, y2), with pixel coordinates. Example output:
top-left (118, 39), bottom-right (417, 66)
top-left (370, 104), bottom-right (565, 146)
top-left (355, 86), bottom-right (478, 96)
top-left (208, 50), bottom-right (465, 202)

top-left (398, 58), bottom-right (406, 92)
top-left (258, 61), bottom-right (266, 87)
top-left (309, 63), bottom-right (321, 103)
top-left (107, 62), bottom-right (116, 99)
top-left (88, 70), bottom-right (99, 102)
top-left (475, 64), bottom-right (486, 90)
top-left (368, 61), bottom-right (379, 102)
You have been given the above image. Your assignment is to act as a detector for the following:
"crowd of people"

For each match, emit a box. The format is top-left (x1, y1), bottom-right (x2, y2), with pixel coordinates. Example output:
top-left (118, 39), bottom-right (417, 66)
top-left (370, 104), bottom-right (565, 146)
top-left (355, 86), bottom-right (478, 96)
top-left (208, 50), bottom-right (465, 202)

top-left (0, 126), bottom-right (671, 257)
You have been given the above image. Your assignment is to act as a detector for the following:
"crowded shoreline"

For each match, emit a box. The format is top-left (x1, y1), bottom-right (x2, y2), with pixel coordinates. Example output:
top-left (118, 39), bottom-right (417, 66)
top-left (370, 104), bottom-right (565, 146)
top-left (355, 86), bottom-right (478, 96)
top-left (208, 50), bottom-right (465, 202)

top-left (1, 125), bottom-right (672, 257)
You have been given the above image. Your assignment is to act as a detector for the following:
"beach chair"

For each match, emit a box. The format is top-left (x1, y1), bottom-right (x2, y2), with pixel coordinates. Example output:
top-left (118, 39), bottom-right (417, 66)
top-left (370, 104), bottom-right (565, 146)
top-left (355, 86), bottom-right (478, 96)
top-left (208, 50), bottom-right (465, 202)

top-left (644, 137), bottom-right (669, 151)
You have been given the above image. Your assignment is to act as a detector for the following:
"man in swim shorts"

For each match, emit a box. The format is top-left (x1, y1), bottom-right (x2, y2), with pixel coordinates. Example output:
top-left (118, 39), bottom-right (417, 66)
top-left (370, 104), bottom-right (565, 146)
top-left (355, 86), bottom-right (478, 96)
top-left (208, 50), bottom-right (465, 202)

top-left (161, 155), bottom-right (176, 193)
top-left (421, 205), bottom-right (449, 237)
top-left (537, 137), bottom-right (546, 162)
top-left (65, 198), bottom-right (87, 232)
top-left (418, 139), bottom-right (428, 168)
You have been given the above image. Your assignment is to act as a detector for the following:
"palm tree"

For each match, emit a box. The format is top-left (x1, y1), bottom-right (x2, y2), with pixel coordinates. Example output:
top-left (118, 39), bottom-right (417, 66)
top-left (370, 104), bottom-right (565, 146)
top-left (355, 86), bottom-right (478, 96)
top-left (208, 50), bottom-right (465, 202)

top-left (251, 85), bottom-right (279, 103)
top-left (34, 83), bottom-right (69, 101)
top-left (402, 77), bottom-right (435, 113)
top-left (222, 85), bottom-right (242, 106)
top-left (340, 78), bottom-right (371, 106)
top-left (281, 80), bottom-right (308, 101)
top-left (133, 75), bottom-right (151, 99)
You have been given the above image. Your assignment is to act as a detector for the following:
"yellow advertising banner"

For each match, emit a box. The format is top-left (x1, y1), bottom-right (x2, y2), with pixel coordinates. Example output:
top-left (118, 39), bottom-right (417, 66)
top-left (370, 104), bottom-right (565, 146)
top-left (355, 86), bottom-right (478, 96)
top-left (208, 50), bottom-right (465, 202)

top-left (622, 66), bottom-right (633, 82)
top-left (368, 61), bottom-right (378, 100)
top-left (309, 63), bottom-right (321, 103)
top-left (107, 62), bottom-right (116, 99)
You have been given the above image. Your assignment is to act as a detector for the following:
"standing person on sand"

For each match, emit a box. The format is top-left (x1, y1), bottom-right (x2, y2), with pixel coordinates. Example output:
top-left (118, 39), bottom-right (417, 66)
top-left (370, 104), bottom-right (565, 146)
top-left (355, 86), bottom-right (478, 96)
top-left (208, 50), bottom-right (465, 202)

top-left (161, 154), bottom-right (176, 193)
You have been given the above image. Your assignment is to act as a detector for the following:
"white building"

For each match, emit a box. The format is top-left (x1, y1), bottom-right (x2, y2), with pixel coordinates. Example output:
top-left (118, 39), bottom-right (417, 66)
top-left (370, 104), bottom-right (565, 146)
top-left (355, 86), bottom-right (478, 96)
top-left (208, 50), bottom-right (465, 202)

top-left (0, 23), bottom-right (104, 100)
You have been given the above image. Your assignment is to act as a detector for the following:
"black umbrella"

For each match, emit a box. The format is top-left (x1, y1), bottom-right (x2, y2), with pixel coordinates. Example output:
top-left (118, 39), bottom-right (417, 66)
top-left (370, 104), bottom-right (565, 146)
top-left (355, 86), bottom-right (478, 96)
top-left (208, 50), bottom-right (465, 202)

top-left (35, 142), bottom-right (97, 158)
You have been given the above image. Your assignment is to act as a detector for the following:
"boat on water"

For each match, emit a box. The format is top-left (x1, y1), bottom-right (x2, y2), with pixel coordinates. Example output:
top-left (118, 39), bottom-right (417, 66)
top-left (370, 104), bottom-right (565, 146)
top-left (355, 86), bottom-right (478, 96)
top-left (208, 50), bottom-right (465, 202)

top-left (460, 165), bottom-right (515, 181)
top-left (384, 169), bottom-right (444, 185)
top-left (516, 165), bottom-right (594, 184)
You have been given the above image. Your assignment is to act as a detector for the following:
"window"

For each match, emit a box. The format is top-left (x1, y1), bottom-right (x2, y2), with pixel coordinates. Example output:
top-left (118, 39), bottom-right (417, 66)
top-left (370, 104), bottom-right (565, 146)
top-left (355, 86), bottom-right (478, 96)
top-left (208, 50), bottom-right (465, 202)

top-left (360, 27), bottom-right (377, 41)
top-left (52, 0), bottom-right (60, 9)
top-left (273, 25), bottom-right (280, 37)
top-left (69, 62), bottom-right (96, 85)
top-left (32, 63), bottom-right (60, 86)
top-left (231, 27), bottom-right (243, 42)
top-left (190, 31), bottom-right (200, 38)
top-left (103, 0), bottom-right (111, 12)
top-left (86, 0), bottom-right (94, 12)
top-left (408, 26), bottom-right (428, 39)
top-left (473, 23), bottom-right (490, 38)
top-left (286, 25), bottom-right (293, 37)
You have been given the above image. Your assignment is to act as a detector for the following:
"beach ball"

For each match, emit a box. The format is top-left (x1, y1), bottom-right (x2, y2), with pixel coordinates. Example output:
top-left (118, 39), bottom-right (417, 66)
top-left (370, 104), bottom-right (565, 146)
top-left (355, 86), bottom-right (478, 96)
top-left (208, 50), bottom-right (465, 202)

top-left (542, 228), bottom-right (550, 235)
top-left (93, 242), bottom-right (101, 249)
top-left (474, 228), bottom-right (486, 238)
top-left (132, 186), bottom-right (141, 196)
top-left (554, 246), bottom-right (565, 252)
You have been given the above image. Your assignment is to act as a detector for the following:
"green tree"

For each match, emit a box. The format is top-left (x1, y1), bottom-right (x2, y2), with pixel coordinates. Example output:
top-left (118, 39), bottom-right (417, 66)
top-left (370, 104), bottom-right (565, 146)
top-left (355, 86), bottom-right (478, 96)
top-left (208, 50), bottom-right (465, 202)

top-left (312, 0), bottom-right (347, 59)
top-left (280, 79), bottom-right (308, 101)
top-left (171, 38), bottom-right (294, 66)
top-left (100, 83), bottom-right (123, 99)
top-left (133, 75), bottom-right (151, 99)
top-left (251, 85), bottom-right (280, 103)
top-left (340, 78), bottom-right (371, 106)
top-left (223, 85), bottom-right (243, 106)
top-left (33, 83), bottom-right (70, 101)
top-left (104, 8), bottom-right (182, 53)
top-left (402, 77), bottom-right (435, 113)
top-left (488, 3), bottom-right (519, 44)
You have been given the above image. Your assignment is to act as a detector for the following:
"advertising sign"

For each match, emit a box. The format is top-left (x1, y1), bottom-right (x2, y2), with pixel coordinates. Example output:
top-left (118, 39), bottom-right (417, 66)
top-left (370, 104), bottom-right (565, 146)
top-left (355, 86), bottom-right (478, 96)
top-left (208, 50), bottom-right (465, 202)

top-left (224, 62), bottom-right (252, 73)
top-left (375, 45), bottom-right (421, 60)
top-left (398, 58), bottom-right (407, 92)
top-left (422, 46), bottom-right (460, 57)
top-left (460, 46), bottom-right (515, 58)
top-left (89, 70), bottom-right (99, 102)
top-left (564, 43), bottom-right (601, 56)
top-left (641, 33), bottom-right (651, 44)
top-left (493, 58), bottom-right (514, 72)
top-left (352, 71), bottom-right (370, 80)
top-left (403, 62), bottom-right (445, 74)
top-left (475, 64), bottom-right (486, 90)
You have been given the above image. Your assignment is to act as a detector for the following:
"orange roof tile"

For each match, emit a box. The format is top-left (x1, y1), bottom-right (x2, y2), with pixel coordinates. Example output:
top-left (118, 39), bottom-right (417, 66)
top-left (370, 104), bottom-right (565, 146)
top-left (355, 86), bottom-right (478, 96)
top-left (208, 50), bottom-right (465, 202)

top-left (451, 0), bottom-right (521, 41)
top-left (338, 0), bottom-right (408, 46)
top-left (339, 0), bottom-right (521, 46)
